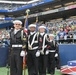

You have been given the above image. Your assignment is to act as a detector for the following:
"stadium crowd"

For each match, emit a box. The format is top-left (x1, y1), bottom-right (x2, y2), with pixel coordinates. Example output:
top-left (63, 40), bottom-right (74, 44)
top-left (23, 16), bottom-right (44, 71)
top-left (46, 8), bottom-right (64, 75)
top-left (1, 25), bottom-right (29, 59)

top-left (0, 3), bottom-right (24, 10)
top-left (0, 30), bottom-right (10, 47)
top-left (44, 18), bottom-right (76, 43)
top-left (0, 17), bottom-right (76, 46)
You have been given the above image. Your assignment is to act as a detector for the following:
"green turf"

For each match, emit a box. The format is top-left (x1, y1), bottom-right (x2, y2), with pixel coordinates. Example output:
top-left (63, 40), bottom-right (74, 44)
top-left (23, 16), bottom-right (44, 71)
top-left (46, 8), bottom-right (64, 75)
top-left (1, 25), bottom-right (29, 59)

top-left (0, 67), bottom-right (62, 75)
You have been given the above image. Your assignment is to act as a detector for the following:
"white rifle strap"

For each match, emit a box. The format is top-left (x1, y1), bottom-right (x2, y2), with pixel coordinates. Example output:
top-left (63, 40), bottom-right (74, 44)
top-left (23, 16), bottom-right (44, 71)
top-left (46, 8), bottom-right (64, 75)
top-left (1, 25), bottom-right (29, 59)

top-left (42, 34), bottom-right (47, 52)
top-left (28, 35), bottom-right (30, 45)
top-left (28, 33), bottom-right (37, 46)
top-left (53, 40), bottom-right (55, 47)
top-left (31, 33), bottom-right (37, 46)
top-left (21, 30), bottom-right (23, 40)
top-left (37, 32), bottom-right (39, 41)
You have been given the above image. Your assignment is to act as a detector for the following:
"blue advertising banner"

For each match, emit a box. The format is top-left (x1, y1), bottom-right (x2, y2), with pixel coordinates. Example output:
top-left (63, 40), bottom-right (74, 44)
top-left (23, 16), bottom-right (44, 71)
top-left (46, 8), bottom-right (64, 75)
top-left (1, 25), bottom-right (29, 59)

top-left (59, 44), bottom-right (76, 66)
top-left (0, 46), bottom-right (9, 67)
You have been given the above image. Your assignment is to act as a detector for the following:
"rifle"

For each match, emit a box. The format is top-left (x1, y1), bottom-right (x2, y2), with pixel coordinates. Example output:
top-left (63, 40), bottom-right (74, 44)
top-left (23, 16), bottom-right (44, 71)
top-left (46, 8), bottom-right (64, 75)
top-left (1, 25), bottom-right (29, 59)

top-left (23, 9), bottom-right (30, 75)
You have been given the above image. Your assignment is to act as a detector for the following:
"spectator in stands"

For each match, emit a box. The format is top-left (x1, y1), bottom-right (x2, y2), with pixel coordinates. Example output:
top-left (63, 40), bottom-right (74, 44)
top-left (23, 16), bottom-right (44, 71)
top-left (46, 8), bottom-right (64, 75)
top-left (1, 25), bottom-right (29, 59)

top-left (57, 27), bottom-right (66, 43)
top-left (57, 27), bottom-right (66, 40)
top-left (47, 25), bottom-right (51, 33)
top-left (0, 35), bottom-right (2, 42)
top-left (5, 33), bottom-right (10, 46)
top-left (43, 24), bottom-right (49, 33)
top-left (67, 33), bottom-right (73, 43)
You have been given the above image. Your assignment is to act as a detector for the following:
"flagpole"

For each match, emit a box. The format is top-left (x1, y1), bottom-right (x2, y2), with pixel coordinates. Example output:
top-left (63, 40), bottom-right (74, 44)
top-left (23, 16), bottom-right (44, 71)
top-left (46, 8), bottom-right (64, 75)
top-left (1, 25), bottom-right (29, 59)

top-left (36, 16), bottom-right (38, 32)
top-left (36, 16), bottom-right (38, 23)
top-left (23, 9), bottom-right (30, 75)
top-left (24, 9), bottom-right (30, 29)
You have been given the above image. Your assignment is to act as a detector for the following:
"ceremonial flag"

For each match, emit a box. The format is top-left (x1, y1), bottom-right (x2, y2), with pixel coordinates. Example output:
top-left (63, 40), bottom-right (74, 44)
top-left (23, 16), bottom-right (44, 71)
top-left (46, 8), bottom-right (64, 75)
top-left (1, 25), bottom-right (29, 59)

top-left (24, 13), bottom-right (28, 34)
top-left (36, 17), bottom-right (38, 32)
top-left (25, 14), bottom-right (28, 29)
top-left (23, 11), bottom-right (29, 71)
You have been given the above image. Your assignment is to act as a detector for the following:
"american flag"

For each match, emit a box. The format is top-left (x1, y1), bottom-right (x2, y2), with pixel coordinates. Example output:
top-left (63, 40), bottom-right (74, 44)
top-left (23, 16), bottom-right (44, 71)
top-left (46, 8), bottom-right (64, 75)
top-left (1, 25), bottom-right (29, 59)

top-left (24, 13), bottom-right (28, 35)
top-left (61, 66), bottom-right (76, 75)
top-left (61, 65), bottom-right (76, 75)
top-left (36, 17), bottom-right (38, 32)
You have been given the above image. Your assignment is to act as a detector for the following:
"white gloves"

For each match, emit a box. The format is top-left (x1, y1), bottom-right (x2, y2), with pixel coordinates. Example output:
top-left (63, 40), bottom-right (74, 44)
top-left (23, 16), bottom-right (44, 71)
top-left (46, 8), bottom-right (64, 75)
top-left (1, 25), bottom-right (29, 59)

top-left (20, 51), bottom-right (25, 57)
top-left (55, 53), bottom-right (58, 57)
top-left (45, 50), bottom-right (49, 55)
top-left (36, 51), bottom-right (40, 57)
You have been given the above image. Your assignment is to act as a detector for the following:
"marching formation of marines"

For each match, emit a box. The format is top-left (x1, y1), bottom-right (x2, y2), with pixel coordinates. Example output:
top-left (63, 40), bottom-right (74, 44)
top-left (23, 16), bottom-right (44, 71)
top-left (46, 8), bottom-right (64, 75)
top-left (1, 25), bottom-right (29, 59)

top-left (9, 20), bottom-right (60, 75)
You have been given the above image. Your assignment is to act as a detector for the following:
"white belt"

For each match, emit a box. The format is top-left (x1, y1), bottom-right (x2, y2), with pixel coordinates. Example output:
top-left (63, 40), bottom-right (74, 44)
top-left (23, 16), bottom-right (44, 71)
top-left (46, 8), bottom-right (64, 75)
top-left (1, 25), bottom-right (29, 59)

top-left (42, 45), bottom-right (47, 48)
top-left (49, 50), bottom-right (55, 52)
top-left (45, 45), bottom-right (47, 48)
top-left (34, 41), bottom-right (38, 43)
top-left (40, 45), bottom-right (47, 51)
top-left (32, 46), bottom-right (38, 50)
top-left (12, 45), bottom-right (22, 47)
top-left (29, 46), bottom-right (38, 50)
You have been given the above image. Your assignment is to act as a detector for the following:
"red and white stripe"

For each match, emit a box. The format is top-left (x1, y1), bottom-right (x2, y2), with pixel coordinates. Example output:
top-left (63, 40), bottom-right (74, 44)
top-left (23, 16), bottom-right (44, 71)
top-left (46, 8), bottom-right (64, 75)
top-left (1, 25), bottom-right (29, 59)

top-left (61, 65), bottom-right (76, 74)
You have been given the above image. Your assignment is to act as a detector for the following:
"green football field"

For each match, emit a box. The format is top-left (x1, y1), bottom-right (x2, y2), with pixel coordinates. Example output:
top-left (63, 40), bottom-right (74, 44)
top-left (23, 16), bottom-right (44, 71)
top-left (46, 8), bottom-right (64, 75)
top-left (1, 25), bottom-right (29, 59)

top-left (0, 67), bottom-right (62, 75)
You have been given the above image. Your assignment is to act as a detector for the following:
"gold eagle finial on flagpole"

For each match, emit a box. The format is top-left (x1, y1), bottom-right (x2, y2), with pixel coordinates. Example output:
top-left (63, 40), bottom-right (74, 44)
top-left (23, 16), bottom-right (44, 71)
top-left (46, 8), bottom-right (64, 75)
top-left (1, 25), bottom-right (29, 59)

top-left (26, 9), bottom-right (30, 16)
top-left (24, 9), bottom-right (30, 28)
top-left (36, 16), bottom-right (38, 23)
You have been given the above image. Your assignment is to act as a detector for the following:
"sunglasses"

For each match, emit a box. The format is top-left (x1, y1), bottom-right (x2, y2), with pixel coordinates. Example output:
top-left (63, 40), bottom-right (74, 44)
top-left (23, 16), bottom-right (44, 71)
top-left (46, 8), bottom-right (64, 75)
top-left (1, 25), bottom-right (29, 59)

top-left (15, 24), bottom-right (21, 25)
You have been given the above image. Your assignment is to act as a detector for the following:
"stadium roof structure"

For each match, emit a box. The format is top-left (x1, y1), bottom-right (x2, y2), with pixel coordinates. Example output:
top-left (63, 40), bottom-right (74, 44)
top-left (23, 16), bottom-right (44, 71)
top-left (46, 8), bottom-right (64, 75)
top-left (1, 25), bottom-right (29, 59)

top-left (0, 0), bottom-right (40, 4)
top-left (0, 0), bottom-right (32, 1)
top-left (0, 0), bottom-right (75, 21)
